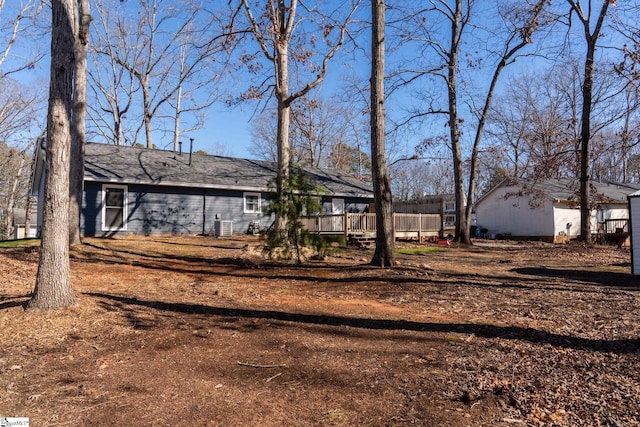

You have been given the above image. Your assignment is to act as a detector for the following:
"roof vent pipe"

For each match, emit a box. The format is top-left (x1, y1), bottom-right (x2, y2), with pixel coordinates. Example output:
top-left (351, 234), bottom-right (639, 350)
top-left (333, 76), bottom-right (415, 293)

top-left (189, 138), bottom-right (193, 166)
top-left (178, 140), bottom-right (182, 155)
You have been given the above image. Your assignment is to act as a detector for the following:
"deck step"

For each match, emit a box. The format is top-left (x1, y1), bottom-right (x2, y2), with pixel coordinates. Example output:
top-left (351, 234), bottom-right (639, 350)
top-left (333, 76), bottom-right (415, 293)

top-left (349, 236), bottom-right (375, 249)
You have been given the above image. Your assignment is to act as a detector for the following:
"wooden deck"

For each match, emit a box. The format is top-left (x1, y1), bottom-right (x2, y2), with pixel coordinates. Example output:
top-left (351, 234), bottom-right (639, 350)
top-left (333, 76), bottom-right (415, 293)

top-left (596, 218), bottom-right (630, 247)
top-left (300, 213), bottom-right (445, 244)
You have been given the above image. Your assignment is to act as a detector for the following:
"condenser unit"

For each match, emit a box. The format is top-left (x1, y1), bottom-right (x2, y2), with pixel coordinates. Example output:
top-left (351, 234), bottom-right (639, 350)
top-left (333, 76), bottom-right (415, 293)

top-left (214, 220), bottom-right (233, 237)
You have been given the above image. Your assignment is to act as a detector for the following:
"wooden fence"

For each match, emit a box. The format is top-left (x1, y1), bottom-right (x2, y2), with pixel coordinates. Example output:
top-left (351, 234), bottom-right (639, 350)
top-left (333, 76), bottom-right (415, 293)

top-left (300, 212), bottom-right (444, 241)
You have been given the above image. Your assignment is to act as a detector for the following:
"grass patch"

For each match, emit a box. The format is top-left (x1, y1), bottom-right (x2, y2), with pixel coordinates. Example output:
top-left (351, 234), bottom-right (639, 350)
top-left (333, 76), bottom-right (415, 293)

top-left (0, 238), bottom-right (40, 248)
top-left (396, 246), bottom-right (446, 256)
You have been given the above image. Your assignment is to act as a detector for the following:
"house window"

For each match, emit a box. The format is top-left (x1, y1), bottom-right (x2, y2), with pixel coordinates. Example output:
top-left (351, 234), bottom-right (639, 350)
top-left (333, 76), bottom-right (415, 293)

top-left (102, 184), bottom-right (127, 231)
top-left (244, 193), bottom-right (261, 213)
top-left (331, 198), bottom-right (344, 214)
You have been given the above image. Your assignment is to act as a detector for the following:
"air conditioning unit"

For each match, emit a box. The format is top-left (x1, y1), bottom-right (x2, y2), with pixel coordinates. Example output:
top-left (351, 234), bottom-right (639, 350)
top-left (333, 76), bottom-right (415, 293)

top-left (214, 220), bottom-right (233, 237)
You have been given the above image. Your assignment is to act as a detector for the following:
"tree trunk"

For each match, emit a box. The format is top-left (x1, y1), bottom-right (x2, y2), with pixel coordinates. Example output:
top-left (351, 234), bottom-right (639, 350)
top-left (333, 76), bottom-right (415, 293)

top-left (115, 109), bottom-right (123, 145)
top-left (370, 0), bottom-right (394, 267)
top-left (274, 15), bottom-right (292, 235)
top-left (275, 96), bottom-right (292, 233)
top-left (173, 83), bottom-right (182, 152)
top-left (24, 194), bottom-right (33, 238)
top-left (570, 0), bottom-right (610, 243)
top-left (579, 43), bottom-right (595, 243)
top-left (463, 0), bottom-right (547, 242)
top-left (448, 0), bottom-right (468, 244)
top-left (142, 75), bottom-right (153, 149)
top-left (69, 0), bottom-right (90, 246)
top-left (5, 154), bottom-right (25, 239)
top-left (27, 0), bottom-right (77, 311)
top-left (173, 45), bottom-right (186, 153)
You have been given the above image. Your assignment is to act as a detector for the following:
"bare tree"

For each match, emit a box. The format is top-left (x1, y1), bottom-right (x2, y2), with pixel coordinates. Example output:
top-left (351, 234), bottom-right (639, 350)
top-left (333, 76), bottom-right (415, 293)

top-left (0, 0), bottom-right (44, 80)
top-left (566, 0), bottom-right (612, 243)
top-left (0, 79), bottom-right (43, 144)
top-left (249, 109), bottom-right (279, 161)
top-left (290, 96), bottom-right (347, 168)
top-left (27, 0), bottom-right (78, 310)
top-left (618, 87), bottom-right (640, 182)
top-left (462, 1), bottom-right (550, 242)
top-left (370, 0), bottom-right (394, 267)
top-left (0, 145), bottom-right (33, 240)
top-left (0, 1), bottom-right (45, 241)
top-left (249, 95), bottom-right (369, 175)
top-left (391, 158), bottom-right (453, 201)
top-left (167, 25), bottom-right (238, 152)
top-left (87, 0), bottom-right (138, 145)
top-left (69, 0), bottom-right (91, 246)
top-left (91, 0), bottom-right (234, 149)
top-left (392, 0), bottom-right (472, 242)
top-left (240, 0), bottom-right (360, 233)
top-left (393, 0), bottom-right (551, 243)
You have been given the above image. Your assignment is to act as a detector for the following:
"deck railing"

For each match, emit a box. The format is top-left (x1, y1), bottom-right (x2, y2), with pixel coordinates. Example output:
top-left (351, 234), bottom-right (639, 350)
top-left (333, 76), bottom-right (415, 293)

top-left (301, 212), bottom-right (443, 240)
top-left (600, 218), bottom-right (629, 235)
top-left (394, 213), bottom-right (441, 233)
top-left (300, 214), bottom-right (345, 233)
top-left (347, 213), bottom-right (377, 235)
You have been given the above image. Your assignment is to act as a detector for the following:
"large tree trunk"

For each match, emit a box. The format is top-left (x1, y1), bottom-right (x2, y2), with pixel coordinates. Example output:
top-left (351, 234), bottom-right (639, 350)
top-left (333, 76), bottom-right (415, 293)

top-left (275, 96), bottom-right (292, 233)
top-left (274, 14), bottom-right (291, 235)
top-left (370, 0), bottom-right (394, 267)
top-left (579, 44), bottom-right (594, 243)
top-left (69, 0), bottom-right (90, 246)
top-left (448, 0), bottom-right (469, 244)
top-left (27, 0), bottom-right (77, 311)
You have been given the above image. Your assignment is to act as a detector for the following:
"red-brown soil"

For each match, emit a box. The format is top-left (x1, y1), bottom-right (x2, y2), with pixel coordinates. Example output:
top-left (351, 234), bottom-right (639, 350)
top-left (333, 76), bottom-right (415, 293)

top-left (0, 235), bottom-right (638, 426)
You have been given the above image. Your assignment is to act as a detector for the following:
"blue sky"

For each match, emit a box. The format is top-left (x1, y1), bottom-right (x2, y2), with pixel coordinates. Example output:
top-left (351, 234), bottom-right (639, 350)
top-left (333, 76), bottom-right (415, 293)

top-left (3, 1), bottom-right (637, 162)
top-left (3, 0), bottom-right (372, 158)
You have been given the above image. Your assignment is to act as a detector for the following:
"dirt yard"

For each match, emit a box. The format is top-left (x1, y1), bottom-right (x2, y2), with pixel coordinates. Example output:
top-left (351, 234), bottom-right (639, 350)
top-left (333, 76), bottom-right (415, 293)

top-left (0, 235), bottom-right (639, 426)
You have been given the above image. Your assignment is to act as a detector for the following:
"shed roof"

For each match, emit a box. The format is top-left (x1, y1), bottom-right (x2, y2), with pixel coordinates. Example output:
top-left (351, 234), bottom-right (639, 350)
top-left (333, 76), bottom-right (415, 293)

top-left (83, 143), bottom-right (373, 198)
top-left (477, 177), bottom-right (640, 205)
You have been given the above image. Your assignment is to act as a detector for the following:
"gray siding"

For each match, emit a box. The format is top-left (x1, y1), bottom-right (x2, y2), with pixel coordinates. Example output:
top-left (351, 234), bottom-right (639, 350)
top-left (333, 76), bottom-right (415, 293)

top-left (82, 183), bottom-right (102, 236)
top-left (127, 186), bottom-right (204, 235)
top-left (203, 190), bottom-right (273, 235)
top-left (82, 182), bottom-right (274, 236)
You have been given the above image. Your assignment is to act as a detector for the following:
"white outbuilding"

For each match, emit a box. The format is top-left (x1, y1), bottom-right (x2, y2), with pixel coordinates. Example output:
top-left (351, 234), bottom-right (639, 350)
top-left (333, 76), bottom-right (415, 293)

top-left (628, 190), bottom-right (640, 275)
top-left (475, 178), bottom-right (640, 243)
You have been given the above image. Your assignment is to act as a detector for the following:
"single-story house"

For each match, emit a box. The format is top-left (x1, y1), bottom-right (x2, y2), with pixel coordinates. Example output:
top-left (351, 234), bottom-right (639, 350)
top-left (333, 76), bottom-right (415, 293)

top-left (475, 177), bottom-right (640, 242)
top-left (393, 194), bottom-right (474, 228)
top-left (32, 142), bottom-right (374, 237)
top-left (394, 194), bottom-right (456, 223)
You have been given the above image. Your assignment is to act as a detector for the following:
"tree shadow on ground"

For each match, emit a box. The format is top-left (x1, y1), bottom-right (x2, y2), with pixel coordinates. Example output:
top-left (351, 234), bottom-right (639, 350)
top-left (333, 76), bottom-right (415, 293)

top-left (86, 292), bottom-right (640, 355)
top-left (0, 299), bottom-right (28, 310)
top-left (73, 244), bottom-right (640, 294)
top-left (513, 267), bottom-right (640, 288)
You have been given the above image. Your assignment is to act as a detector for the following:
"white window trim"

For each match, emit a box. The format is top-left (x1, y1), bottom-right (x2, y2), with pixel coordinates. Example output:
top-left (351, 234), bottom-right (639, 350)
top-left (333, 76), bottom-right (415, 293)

top-left (244, 192), bottom-right (261, 214)
top-left (102, 184), bottom-right (128, 231)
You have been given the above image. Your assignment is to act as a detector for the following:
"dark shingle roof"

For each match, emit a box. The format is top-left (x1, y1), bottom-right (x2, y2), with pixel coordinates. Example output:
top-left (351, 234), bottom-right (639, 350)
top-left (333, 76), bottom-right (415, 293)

top-left (84, 143), bottom-right (373, 198)
top-left (479, 177), bottom-right (640, 204)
